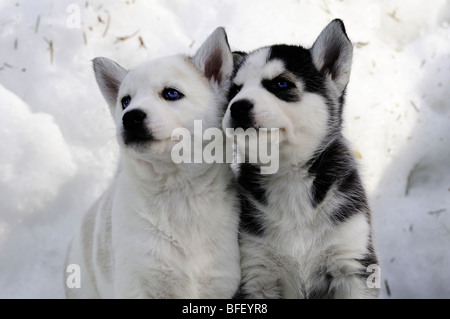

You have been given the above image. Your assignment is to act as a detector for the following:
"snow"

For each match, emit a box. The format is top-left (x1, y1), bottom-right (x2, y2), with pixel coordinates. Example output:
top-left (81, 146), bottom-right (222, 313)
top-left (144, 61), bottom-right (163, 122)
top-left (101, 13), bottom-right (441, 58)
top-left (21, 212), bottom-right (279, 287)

top-left (0, 0), bottom-right (448, 299)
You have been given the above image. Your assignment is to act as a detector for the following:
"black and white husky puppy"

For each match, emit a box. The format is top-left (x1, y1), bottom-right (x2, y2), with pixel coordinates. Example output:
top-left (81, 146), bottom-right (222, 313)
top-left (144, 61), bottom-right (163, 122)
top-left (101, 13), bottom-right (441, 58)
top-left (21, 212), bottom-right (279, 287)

top-left (223, 20), bottom-right (379, 299)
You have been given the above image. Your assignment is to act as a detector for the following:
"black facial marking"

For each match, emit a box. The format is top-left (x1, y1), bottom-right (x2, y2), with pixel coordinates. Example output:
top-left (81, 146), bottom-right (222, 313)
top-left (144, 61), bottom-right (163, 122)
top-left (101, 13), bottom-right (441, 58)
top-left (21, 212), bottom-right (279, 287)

top-left (261, 75), bottom-right (300, 102)
top-left (268, 45), bottom-right (326, 95)
top-left (269, 45), bottom-right (341, 130)
top-left (228, 83), bottom-right (242, 102)
top-left (231, 51), bottom-right (247, 79)
top-left (227, 51), bottom-right (248, 106)
top-left (226, 51), bottom-right (248, 114)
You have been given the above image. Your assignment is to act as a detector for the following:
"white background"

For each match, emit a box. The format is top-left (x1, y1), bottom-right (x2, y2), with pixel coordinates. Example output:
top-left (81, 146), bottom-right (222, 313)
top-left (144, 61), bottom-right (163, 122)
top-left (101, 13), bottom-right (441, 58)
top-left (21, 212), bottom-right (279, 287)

top-left (0, 0), bottom-right (448, 298)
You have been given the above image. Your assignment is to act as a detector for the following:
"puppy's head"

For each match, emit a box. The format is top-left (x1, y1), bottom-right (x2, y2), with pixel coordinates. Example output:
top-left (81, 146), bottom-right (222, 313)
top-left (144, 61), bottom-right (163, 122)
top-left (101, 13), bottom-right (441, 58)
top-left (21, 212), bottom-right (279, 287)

top-left (93, 27), bottom-right (233, 161)
top-left (223, 20), bottom-right (353, 164)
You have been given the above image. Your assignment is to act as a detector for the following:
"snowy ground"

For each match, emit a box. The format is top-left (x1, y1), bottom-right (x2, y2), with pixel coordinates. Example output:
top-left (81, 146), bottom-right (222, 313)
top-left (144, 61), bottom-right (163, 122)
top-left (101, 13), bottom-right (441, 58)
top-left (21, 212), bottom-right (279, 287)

top-left (0, 0), bottom-right (448, 299)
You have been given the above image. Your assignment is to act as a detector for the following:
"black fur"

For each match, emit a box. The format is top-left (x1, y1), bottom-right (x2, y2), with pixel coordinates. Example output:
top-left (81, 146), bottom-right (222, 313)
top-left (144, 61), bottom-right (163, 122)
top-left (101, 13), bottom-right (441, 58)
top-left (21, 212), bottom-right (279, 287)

top-left (268, 45), bottom-right (341, 134)
top-left (337, 90), bottom-right (346, 126)
top-left (334, 18), bottom-right (348, 37)
top-left (237, 163), bottom-right (268, 237)
top-left (358, 253), bottom-right (378, 272)
top-left (231, 51), bottom-right (247, 80)
top-left (308, 272), bottom-right (334, 299)
top-left (238, 163), bottom-right (268, 205)
top-left (228, 83), bottom-right (243, 102)
top-left (356, 246), bottom-right (380, 294)
top-left (261, 76), bottom-right (300, 102)
top-left (307, 138), bottom-right (348, 207)
top-left (239, 193), bottom-right (265, 236)
top-left (268, 45), bottom-right (326, 95)
top-left (307, 137), bottom-right (371, 224)
top-left (232, 283), bottom-right (248, 299)
top-left (227, 51), bottom-right (248, 104)
top-left (358, 241), bottom-right (378, 272)
top-left (331, 169), bottom-right (369, 223)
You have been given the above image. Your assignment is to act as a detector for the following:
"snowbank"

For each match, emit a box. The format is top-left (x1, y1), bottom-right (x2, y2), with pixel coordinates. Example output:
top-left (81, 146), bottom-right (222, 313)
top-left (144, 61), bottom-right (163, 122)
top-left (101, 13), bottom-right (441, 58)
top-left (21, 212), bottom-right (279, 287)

top-left (0, 0), bottom-right (448, 298)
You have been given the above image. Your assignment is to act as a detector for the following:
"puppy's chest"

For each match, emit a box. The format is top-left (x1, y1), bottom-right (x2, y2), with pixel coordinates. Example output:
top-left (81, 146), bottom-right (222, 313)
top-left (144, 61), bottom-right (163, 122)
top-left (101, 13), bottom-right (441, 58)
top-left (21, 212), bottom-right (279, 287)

top-left (120, 175), bottom-right (236, 245)
top-left (249, 171), bottom-right (333, 270)
top-left (261, 171), bottom-right (318, 229)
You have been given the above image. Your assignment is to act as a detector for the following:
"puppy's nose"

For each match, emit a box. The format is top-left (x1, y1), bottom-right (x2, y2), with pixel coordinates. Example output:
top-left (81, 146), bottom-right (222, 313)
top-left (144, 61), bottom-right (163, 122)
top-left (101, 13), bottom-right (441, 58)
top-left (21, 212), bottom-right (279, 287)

top-left (230, 99), bottom-right (254, 119)
top-left (122, 109), bottom-right (153, 145)
top-left (123, 109), bottom-right (147, 130)
top-left (229, 99), bottom-right (254, 130)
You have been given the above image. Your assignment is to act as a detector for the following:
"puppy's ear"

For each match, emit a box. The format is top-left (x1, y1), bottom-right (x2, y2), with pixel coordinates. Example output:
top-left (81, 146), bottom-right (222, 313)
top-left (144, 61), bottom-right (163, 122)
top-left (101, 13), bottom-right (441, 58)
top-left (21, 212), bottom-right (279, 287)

top-left (310, 19), bottom-right (353, 94)
top-left (92, 57), bottom-right (128, 107)
top-left (192, 27), bottom-right (233, 91)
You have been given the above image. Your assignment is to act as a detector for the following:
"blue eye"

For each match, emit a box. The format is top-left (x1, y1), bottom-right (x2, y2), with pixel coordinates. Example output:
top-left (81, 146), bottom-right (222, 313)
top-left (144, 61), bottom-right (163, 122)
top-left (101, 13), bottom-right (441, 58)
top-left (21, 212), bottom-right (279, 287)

top-left (163, 88), bottom-right (184, 101)
top-left (277, 81), bottom-right (289, 88)
top-left (121, 95), bottom-right (131, 109)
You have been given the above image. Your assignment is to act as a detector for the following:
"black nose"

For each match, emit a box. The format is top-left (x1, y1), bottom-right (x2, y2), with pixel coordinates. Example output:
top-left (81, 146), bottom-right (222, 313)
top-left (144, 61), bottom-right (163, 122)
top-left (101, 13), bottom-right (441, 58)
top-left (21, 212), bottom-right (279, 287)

top-left (229, 99), bottom-right (254, 130)
top-left (230, 99), bottom-right (254, 118)
top-left (123, 109), bottom-right (147, 129)
top-left (122, 109), bottom-right (152, 144)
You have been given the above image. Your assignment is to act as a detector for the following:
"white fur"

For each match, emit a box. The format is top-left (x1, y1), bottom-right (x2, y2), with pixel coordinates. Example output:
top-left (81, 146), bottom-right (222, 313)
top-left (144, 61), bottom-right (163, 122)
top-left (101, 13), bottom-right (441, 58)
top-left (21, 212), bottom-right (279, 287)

top-left (65, 28), bottom-right (240, 298)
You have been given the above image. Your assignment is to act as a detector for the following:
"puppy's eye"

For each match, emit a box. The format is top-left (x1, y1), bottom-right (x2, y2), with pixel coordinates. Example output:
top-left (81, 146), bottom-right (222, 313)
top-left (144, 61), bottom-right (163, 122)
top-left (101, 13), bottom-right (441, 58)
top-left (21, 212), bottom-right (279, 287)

top-left (228, 84), bottom-right (242, 100)
top-left (162, 88), bottom-right (184, 101)
top-left (121, 95), bottom-right (131, 109)
top-left (277, 81), bottom-right (289, 88)
top-left (273, 78), bottom-right (293, 89)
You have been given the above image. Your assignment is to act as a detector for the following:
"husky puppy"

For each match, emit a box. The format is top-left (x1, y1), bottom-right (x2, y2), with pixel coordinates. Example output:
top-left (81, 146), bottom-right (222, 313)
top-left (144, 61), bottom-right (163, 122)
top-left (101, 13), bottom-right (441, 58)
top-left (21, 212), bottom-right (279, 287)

top-left (223, 20), bottom-right (379, 298)
top-left (65, 28), bottom-right (240, 298)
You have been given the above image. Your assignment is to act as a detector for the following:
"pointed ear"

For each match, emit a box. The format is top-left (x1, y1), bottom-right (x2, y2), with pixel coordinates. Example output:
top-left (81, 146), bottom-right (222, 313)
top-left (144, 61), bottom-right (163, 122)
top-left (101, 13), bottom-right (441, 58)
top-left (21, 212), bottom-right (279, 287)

top-left (92, 57), bottom-right (128, 107)
top-left (191, 27), bottom-right (233, 91)
top-left (310, 19), bottom-right (353, 94)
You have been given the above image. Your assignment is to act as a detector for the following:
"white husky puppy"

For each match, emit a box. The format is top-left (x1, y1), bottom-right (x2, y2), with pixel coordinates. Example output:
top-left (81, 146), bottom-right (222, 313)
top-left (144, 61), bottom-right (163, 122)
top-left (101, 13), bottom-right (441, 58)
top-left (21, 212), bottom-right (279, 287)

top-left (65, 28), bottom-right (240, 298)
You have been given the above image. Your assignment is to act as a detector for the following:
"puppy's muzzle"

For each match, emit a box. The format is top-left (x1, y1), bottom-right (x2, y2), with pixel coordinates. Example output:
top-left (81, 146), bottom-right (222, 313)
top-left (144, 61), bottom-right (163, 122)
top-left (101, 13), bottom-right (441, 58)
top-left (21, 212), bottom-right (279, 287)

top-left (230, 99), bottom-right (255, 130)
top-left (122, 109), bottom-right (153, 145)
